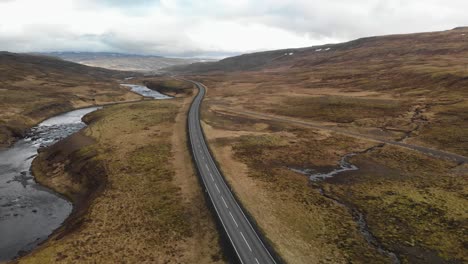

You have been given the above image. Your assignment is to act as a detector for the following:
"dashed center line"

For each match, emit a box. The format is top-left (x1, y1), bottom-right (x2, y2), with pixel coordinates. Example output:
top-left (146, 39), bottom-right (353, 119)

top-left (205, 163), bottom-right (209, 170)
top-left (215, 183), bottom-right (220, 193)
top-left (229, 211), bottom-right (238, 227)
top-left (221, 196), bottom-right (228, 208)
top-left (240, 231), bottom-right (252, 252)
top-left (255, 258), bottom-right (260, 264)
top-left (210, 173), bottom-right (214, 181)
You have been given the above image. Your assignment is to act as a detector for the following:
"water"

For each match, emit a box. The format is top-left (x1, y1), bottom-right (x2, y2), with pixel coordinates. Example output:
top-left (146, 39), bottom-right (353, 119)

top-left (289, 148), bottom-right (400, 263)
top-left (0, 107), bottom-right (100, 261)
top-left (290, 153), bottom-right (359, 181)
top-left (318, 188), bottom-right (400, 264)
top-left (121, 84), bottom-right (172, 99)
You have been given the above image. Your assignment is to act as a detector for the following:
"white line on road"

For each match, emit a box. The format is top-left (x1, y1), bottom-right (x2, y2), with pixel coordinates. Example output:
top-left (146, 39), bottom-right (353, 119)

top-left (221, 196), bottom-right (228, 208)
top-left (210, 173), bottom-right (214, 181)
top-left (229, 211), bottom-right (238, 227)
top-left (240, 231), bottom-right (252, 252)
top-left (215, 183), bottom-right (220, 193)
top-left (205, 163), bottom-right (209, 170)
top-left (255, 258), bottom-right (260, 264)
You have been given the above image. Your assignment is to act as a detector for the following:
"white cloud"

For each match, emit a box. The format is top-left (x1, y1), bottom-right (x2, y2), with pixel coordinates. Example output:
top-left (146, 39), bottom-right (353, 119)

top-left (0, 0), bottom-right (467, 57)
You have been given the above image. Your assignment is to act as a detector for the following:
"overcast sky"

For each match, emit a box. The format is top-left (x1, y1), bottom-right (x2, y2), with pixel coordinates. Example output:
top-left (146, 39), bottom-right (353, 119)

top-left (0, 0), bottom-right (467, 58)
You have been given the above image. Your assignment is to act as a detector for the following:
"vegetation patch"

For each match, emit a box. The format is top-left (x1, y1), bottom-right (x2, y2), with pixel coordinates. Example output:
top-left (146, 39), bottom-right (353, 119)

top-left (322, 145), bottom-right (468, 263)
top-left (271, 96), bottom-right (407, 123)
top-left (144, 78), bottom-right (194, 97)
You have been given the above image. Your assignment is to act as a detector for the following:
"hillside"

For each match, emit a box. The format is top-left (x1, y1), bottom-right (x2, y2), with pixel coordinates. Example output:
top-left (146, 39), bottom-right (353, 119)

top-left (180, 27), bottom-right (468, 156)
top-left (175, 27), bottom-right (468, 263)
top-left (0, 52), bottom-right (142, 147)
top-left (169, 27), bottom-right (468, 74)
top-left (43, 52), bottom-right (213, 73)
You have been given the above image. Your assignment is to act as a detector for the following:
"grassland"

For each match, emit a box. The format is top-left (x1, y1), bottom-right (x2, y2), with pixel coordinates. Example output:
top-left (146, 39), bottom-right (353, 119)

top-left (201, 107), bottom-right (467, 263)
top-left (20, 95), bottom-right (224, 263)
top-left (0, 52), bottom-right (141, 148)
top-left (323, 146), bottom-right (467, 263)
top-left (184, 28), bottom-right (468, 263)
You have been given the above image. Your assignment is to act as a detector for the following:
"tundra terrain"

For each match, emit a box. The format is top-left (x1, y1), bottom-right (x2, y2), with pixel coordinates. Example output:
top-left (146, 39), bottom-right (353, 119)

top-left (175, 27), bottom-right (468, 263)
top-left (1, 27), bottom-right (466, 264)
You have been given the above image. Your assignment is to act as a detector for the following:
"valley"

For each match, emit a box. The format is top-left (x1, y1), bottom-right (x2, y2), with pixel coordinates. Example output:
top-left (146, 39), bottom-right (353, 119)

top-left (0, 27), bottom-right (467, 264)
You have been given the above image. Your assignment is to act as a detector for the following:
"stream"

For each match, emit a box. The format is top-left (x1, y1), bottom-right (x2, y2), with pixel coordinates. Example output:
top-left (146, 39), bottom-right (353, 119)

top-left (289, 146), bottom-right (400, 264)
top-left (0, 83), bottom-right (170, 260)
top-left (290, 153), bottom-right (359, 181)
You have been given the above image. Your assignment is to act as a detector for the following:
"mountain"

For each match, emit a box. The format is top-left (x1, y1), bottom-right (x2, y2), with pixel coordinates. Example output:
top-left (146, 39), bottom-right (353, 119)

top-left (41, 52), bottom-right (213, 73)
top-left (167, 27), bottom-right (468, 74)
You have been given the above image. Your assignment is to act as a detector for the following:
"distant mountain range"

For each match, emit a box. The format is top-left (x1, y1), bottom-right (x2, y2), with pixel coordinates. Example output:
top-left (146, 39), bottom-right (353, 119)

top-left (38, 52), bottom-right (215, 73)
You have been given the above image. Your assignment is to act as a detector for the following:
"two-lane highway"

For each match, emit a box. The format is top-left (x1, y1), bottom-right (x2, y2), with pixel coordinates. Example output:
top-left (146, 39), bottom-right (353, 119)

top-left (187, 80), bottom-right (277, 264)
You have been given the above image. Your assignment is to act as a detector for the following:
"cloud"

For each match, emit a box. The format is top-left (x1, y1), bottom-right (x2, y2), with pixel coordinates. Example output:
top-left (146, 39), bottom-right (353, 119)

top-left (0, 0), bottom-right (467, 58)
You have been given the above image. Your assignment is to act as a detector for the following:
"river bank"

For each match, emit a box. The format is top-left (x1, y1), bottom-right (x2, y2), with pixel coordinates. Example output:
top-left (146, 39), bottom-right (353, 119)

top-left (17, 83), bottom-right (224, 263)
top-left (0, 83), bottom-right (172, 261)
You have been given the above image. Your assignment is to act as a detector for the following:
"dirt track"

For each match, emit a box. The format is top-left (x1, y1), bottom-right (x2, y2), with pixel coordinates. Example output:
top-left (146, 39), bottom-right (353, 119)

top-left (216, 106), bottom-right (468, 164)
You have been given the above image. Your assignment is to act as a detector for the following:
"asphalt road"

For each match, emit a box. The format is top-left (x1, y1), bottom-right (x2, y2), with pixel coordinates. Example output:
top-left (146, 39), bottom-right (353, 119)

top-left (187, 80), bottom-right (277, 264)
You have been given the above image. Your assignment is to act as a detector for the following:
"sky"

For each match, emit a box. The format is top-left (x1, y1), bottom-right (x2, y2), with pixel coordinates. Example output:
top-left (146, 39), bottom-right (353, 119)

top-left (0, 0), bottom-right (467, 58)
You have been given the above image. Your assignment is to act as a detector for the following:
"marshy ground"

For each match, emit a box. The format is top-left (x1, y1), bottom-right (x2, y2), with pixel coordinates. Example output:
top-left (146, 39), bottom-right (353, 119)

top-left (201, 105), bottom-right (467, 263)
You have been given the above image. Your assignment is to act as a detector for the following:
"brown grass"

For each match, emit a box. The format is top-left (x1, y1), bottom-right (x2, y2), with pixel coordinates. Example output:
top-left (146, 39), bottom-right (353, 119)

top-left (202, 107), bottom-right (391, 263)
top-left (200, 103), bottom-right (467, 263)
top-left (20, 96), bottom-right (224, 263)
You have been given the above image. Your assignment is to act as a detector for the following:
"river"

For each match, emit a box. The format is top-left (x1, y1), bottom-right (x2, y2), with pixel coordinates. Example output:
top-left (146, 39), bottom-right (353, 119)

top-left (0, 83), bottom-right (170, 260)
top-left (121, 84), bottom-right (172, 99)
top-left (0, 107), bottom-right (100, 260)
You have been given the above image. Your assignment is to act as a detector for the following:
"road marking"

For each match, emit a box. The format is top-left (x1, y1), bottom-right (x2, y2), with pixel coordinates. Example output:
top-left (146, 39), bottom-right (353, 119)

top-left (229, 211), bottom-right (238, 227)
top-left (221, 196), bottom-right (228, 208)
top-left (240, 231), bottom-right (252, 252)
top-left (210, 173), bottom-right (214, 181)
top-left (215, 183), bottom-right (220, 193)
top-left (205, 163), bottom-right (209, 171)
top-left (255, 258), bottom-right (260, 264)
top-left (202, 156), bottom-right (205, 160)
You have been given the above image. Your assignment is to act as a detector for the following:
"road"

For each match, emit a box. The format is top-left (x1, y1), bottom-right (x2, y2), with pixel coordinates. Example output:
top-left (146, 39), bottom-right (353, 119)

top-left (187, 80), bottom-right (277, 264)
top-left (214, 106), bottom-right (468, 164)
